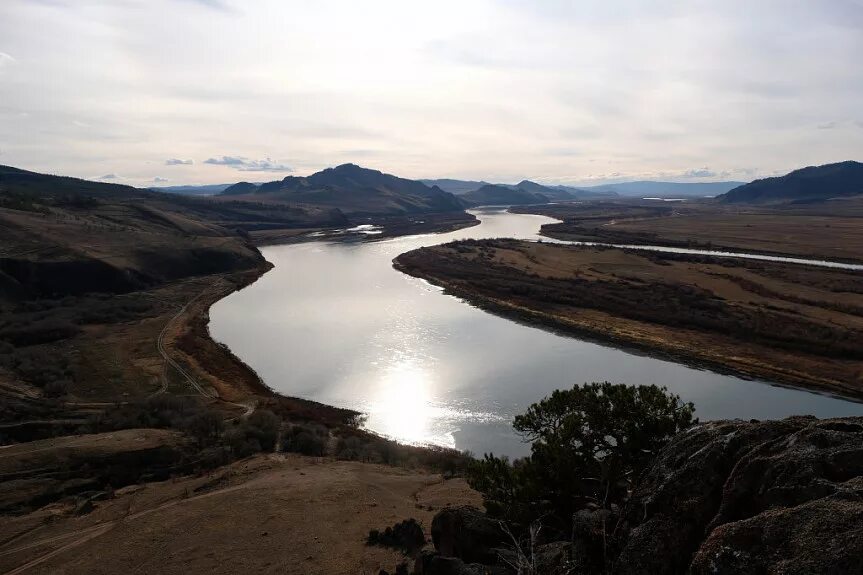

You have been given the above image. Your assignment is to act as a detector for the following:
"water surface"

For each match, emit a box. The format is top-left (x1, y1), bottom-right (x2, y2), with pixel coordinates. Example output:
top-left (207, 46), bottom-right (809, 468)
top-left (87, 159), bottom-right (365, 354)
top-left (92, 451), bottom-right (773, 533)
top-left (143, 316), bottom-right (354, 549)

top-left (210, 208), bottom-right (861, 457)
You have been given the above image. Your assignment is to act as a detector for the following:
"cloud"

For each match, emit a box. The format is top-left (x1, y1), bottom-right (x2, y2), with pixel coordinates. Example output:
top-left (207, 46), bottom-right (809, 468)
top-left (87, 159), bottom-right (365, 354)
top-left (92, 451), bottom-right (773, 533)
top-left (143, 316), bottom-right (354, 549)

top-left (165, 158), bottom-right (194, 165)
top-left (682, 167), bottom-right (717, 178)
top-left (0, 52), bottom-right (14, 69)
top-left (204, 156), bottom-right (292, 172)
top-left (204, 155), bottom-right (246, 166)
top-left (153, 177), bottom-right (169, 182)
top-left (817, 121), bottom-right (838, 130)
top-left (99, 173), bottom-right (118, 180)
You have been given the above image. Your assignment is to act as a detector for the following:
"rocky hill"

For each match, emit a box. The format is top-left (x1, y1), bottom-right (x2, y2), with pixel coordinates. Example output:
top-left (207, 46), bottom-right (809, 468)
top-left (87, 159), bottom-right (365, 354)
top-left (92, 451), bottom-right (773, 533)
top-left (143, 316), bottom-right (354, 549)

top-left (223, 163), bottom-right (466, 216)
top-left (510, 179), bottom-right (574, 201)
top-left (720, 161), bottom-right (863, 203)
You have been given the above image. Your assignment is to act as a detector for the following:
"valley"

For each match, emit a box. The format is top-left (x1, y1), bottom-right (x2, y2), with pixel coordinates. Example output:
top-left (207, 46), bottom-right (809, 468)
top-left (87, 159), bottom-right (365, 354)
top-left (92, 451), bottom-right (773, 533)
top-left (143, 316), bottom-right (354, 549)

top-left (2, 161), bottom-right (862, 574)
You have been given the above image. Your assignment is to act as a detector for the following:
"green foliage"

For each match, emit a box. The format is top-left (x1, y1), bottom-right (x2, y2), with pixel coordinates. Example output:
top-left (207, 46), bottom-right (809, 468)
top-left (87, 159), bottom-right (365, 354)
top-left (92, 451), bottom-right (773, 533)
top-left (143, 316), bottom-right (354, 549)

top-left (468, 383), bottom-right (695, 528)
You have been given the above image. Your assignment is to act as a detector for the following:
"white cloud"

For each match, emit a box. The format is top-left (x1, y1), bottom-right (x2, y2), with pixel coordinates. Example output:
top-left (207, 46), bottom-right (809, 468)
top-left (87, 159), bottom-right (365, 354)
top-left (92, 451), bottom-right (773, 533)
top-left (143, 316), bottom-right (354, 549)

top-left (165, 158), bottom-right (194, 165)
top-left (0, 52), bottom-right (14, 69)
top-left (99, 173), bottom-right (118, 180)
top-left (203, 156), bottom-right (245, 166)
top-left (154, 176), bottom-right (169, 182)
top-left (204, 156), bottom-right (292, 172)
top-left (683, 168), bottom-right (717, 178)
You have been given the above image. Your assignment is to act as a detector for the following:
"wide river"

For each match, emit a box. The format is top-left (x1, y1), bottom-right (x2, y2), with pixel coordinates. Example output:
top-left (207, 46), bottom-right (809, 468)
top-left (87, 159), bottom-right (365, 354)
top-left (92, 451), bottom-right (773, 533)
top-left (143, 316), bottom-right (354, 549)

top-left (210, 208), bottom-right (862, 457)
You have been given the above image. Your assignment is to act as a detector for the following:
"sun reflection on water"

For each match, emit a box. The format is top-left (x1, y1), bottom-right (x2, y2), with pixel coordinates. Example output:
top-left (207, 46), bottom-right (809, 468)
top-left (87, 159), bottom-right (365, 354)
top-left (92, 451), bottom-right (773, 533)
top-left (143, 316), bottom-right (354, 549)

top-left (366, 359), bottom-right (447, 446)
top-left (363, 358), bottom-right (507, 449)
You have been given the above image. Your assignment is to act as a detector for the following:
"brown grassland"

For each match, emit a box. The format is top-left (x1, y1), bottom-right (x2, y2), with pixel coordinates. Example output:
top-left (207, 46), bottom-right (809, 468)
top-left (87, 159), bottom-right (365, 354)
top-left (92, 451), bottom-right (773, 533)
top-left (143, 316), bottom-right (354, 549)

top-left (514, 197), bottom-right (863, 264)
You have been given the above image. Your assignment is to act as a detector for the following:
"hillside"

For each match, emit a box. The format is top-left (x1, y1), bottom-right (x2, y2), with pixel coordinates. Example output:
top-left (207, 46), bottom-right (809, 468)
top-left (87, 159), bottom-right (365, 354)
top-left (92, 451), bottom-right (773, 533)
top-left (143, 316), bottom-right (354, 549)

top-left (224, 163), bottom-right (466, 216)
top-left (720, 161), bottom-right (863, 203)
top-left (0, 169), bottom-right (273, 298)
top-left (509, 180), bottom-right (573, 201)
top-left (460, 184), bottom-right (548, 206)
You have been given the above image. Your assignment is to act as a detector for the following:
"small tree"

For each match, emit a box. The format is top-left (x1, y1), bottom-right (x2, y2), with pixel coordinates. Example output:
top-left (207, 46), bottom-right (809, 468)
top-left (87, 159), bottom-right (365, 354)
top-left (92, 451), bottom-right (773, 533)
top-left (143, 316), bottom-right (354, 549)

top-left (468, 383), bottom-right (695, 529)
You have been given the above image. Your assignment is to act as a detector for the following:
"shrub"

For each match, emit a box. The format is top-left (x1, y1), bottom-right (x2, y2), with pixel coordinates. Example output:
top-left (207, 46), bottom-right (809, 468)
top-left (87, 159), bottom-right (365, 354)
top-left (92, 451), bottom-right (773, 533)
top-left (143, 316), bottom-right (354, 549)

top-left (93, 396), bottom-right (208, 432)
top-left (283, 423), bottom-right (328, 456)
top-left (225, 427), bottom-right (262, 458)
top-left (184, 410), bottom-right (225, 446)
top-left (240, 410), bottom-right (280, 452)
top-left (0, 345), bottom-right (73, 393)
top-left (0, 319), bottom-right (80, 345)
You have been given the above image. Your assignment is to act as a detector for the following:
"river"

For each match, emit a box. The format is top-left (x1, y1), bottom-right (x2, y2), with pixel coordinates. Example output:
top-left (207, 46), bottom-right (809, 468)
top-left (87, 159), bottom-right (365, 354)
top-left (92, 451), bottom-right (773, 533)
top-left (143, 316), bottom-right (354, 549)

top-left (210, 208), bottom-right (861, 457)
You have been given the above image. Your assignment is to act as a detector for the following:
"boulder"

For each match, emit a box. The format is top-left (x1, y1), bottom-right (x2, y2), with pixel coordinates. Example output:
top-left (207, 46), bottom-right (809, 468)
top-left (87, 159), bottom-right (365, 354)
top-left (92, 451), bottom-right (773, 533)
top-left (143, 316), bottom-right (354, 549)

top-left (533, 541), bottom-right (573, 574)
top-left (431, 506), bottom-right (507, 564)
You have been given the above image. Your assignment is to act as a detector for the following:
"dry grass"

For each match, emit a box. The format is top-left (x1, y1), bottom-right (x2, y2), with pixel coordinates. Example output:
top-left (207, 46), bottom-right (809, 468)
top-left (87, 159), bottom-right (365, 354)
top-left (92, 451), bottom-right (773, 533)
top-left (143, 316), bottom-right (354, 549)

top-left (0, 453), bottom-right (480, 575)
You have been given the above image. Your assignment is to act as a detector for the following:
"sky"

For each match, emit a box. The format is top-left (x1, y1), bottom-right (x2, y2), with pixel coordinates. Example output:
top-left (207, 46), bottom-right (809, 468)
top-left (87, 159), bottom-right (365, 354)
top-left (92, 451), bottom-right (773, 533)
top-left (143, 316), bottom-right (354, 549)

top-left (0, 0), bottom-right (861, 187)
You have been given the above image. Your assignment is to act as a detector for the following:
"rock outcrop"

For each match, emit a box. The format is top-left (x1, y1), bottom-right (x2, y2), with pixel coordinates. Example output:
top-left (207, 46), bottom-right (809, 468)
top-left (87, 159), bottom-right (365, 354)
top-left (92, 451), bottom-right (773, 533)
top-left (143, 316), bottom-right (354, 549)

top-left (424, 417), bottom-right (863, 574)
top-left (618, 416), bottom-right (863, 574)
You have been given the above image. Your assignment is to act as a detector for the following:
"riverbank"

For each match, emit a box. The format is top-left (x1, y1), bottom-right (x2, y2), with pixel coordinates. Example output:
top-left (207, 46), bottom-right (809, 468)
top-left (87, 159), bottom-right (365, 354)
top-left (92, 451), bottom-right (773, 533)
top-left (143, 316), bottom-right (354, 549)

top-left (394, 239), bottom-right (863, 401)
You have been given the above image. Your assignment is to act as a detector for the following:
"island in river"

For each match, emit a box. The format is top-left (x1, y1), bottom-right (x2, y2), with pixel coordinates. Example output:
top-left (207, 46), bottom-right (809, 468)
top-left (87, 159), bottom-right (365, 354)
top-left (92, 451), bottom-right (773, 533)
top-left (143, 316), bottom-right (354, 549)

top-left (394, 239), bottom-right (863, 400)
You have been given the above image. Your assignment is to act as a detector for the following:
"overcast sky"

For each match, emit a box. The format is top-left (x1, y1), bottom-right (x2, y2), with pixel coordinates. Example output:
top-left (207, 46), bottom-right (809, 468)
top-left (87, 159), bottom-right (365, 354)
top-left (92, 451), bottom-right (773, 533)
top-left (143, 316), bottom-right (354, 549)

top-left (1, 0), bottom-right (861, 186)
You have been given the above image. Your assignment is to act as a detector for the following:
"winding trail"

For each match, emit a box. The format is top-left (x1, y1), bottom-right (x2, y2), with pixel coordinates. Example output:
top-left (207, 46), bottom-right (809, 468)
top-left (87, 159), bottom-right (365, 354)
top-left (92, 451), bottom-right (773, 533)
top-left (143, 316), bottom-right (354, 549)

top-left (155, 283), bottom-right (256, 417)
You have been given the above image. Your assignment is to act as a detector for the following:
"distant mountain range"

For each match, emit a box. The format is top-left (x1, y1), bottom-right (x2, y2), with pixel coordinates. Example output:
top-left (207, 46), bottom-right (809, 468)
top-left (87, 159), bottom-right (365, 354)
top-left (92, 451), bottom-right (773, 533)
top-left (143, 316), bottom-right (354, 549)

top-left (719, 161), bottom-right (863, 204)
top-left (420, 179), bottom-right (492, 195)
top-left (422, 178), bottom-right (616, 203)
top-left (422, 177), bottom-right (745, 199)
top-left (579, 181), bottom-right (745, 198)
top-left (221, 163), bottom-right (465, 215)
top-left (149, 183), bottom-right (239, 195)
